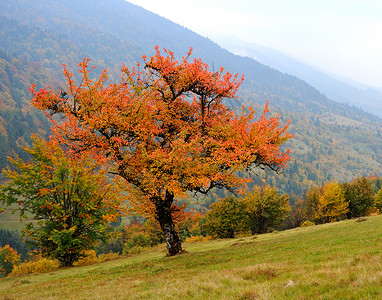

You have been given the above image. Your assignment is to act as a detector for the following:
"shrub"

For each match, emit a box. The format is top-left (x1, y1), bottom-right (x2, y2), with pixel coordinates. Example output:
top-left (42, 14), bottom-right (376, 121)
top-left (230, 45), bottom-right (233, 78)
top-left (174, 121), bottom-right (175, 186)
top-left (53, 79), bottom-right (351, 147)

top-left (0, 229), bottom-right (30, 261)
top-left (123, 232), bottom-right (152, 254)
top-left (98, 252), bottom-right (120, 262)
top-left (125, 246), bottom-right (146, 255)
top-left (243, 185), bottom-right (290, 234)
top-left (306, 181), bottom-right (348, 224)
top-left (300, 220), bottom-right (315, 227)
top-left (0, 244), bottom-right (21, 276)
top-left (177, 212), bottom-right (205, 241)
top-left (9, 257), bottom-right (59, 277)
top-left (122, 221), bottom-right (163, 254)
top-left (0, 137), bottom-right (126, 267)
top-left (375, 186), bottom-right (382, 213)
top-left (184, 235), bottom-right (211, 243)
top-left (142, 219), bottom-right (164, 246)
top-left (95, 233), bottom-right (124, 255)
top-left (73, 250), bottom-right (98, 266)
top-left (205, 196), bottom-right (247, 238)
top-left (342, 177), bottom-right (374, 218)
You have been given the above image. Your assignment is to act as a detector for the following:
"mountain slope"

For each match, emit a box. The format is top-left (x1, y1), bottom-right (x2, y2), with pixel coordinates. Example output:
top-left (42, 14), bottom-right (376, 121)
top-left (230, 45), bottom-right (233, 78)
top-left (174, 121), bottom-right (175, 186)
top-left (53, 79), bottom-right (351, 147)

top-left (0, 0), bottom-right (378, 120)
top-left (218, 37), bottom-right (382, 118)
top-left (0, 0), bottom-right (381, 194)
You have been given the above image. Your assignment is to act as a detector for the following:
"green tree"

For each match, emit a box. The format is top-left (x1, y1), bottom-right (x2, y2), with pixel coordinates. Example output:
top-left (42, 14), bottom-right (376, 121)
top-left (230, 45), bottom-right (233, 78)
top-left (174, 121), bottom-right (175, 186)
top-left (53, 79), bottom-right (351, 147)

top-left (342, 177), bottom-right (374, 218)
top-left (375, 186), bottom-right (382, 213)
top-left (243, 185), bottom-right (290, 234)
top-left (205, 196), bottom-right (247, 238)
top-left (0, 136), bottom-right (125, 266)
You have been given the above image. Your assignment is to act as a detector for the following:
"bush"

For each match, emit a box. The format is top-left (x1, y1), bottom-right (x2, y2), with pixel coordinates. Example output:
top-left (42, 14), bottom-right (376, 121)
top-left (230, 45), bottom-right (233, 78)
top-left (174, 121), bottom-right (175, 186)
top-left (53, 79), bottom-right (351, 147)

top-left (205, 196), bottom-right (247, 238)
top-left (375, 186), bottom-right (382, 213)
top-left (95, 233), bottom-right (124, 255)
top-left (306, 181), bottom-right (348, 224)
top-left (98, 252), bottom-right (120, 262)
top-left (125, 246), bottom-right (146, 255)
top-left (300, 220), bottom-right (315, 227)
top-left (123, 232), bottom-right (152, 254)
top-left (9, 257), bottom-right (59, 277)
top-left (0, 229), bottom-right (30, 261)
top-left (73, 250), bottom-right (98, 266)
top-left (0, 136), bottom-right (126, 267)
top-left (122, 221), bottom-right (163, 254)
top-left (342, 177), bottom-right (374, 218)
top-left (0, 244), bottom-right (21, 276)
top-left (243, 185), bottom-right (290, 234)
top-left (177, 212), bottom-right (206, 241)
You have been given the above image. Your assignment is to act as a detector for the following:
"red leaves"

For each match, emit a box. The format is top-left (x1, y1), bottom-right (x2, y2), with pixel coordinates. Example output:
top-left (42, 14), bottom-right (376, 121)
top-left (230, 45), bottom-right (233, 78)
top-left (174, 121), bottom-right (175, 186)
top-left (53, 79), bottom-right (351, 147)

top-left (31, 46), bottom-right (292, 210)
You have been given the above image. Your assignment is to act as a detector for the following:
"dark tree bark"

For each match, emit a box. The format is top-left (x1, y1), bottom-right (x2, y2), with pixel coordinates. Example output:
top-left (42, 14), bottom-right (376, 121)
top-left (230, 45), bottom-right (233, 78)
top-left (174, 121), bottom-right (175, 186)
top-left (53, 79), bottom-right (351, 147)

top-left (249, 214), bottom-right (267, 235)
top-left (61, 253), bottom-right (76, 267)
top-left (154, 191), bottom-right (182, 256)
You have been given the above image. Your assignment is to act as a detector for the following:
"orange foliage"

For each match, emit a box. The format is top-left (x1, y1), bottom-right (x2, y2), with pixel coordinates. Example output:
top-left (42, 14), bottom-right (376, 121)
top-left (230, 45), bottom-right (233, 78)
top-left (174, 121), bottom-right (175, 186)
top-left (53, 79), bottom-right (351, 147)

top-left (31, 47), bottom-right (291, 199)
top-left (31, 47), bottom-right (292, 254)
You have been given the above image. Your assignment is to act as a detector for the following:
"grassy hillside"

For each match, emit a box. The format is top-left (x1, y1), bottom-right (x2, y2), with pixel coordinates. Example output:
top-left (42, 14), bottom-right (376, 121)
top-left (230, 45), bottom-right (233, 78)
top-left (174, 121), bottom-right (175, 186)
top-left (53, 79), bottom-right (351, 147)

top-left (1, 215), bottom-right (381, 299)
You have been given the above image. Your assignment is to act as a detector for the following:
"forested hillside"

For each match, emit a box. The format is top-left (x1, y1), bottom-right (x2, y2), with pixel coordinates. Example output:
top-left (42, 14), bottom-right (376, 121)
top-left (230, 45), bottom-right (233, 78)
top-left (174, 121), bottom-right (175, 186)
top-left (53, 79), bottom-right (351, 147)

top-left (0, 0), bottom-right (381, 196)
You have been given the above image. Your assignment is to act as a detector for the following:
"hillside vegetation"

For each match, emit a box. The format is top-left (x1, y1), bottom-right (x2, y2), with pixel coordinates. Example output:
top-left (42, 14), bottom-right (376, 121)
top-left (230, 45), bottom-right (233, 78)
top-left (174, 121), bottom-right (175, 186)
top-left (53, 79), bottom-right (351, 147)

top-left (0, 0), bottom-right (381, 197)
top-left (1, 215), bottom-right (381, 299)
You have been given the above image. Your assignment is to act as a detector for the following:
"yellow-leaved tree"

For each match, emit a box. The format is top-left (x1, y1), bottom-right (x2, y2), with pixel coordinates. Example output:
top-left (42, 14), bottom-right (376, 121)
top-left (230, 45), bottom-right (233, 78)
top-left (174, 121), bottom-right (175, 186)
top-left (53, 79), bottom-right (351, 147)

top-left (314, 181), bottom-right (348, 224)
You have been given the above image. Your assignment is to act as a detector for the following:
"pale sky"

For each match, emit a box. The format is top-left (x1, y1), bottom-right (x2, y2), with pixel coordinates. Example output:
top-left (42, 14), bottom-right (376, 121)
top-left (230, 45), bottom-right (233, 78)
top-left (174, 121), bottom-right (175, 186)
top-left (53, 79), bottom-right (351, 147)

top-left (126, 0), bottom-right (382, 89)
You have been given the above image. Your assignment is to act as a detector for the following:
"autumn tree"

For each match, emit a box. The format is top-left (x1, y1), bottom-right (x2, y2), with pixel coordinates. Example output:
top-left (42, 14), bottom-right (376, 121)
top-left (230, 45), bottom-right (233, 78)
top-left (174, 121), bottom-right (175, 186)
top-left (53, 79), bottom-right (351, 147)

top-left (0, 245), bottom-right (21, 277)
top-left (243, 185), bottom-right (290, 234)
top-left (284, 198), bottom-right (306, 229)
top-left (30, 47), bottom-right (292, 256)
top-left (312, 181), bottom-right (348, 224)
top-left (341, 177), bottom-right (374, 218)
top-left (174, 211), bottom-right (206, 240)
top-left (304, 185), bottom-right (321, 222)
top-left (0, 137), bottom-right (125, 266)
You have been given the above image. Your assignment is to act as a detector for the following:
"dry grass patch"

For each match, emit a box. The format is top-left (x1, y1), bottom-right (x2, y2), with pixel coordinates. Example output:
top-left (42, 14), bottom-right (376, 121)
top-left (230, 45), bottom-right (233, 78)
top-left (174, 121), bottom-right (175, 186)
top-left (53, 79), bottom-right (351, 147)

top-left (240, 264), bottom-right (279, 282)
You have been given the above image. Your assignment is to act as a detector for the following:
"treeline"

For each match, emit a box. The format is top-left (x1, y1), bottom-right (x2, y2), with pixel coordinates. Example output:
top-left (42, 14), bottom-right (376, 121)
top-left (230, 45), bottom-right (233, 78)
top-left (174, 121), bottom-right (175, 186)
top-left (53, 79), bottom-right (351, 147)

top-left (81, 175), bottom-right (382, 249)
top-left (124, 176), bottom-right (382, 243)
top-left (287, 176), bottom-right (382, 227)
top-left (1, 174), bottom-right (381, 276)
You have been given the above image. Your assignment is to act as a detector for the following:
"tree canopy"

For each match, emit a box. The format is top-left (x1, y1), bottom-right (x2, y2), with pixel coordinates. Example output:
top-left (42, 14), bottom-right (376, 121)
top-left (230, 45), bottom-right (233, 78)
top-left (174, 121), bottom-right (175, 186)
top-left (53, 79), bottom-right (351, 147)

top-left (0, 136), bottom-right (125, 266)
top-left (31, 47), bottom-right (292, 255)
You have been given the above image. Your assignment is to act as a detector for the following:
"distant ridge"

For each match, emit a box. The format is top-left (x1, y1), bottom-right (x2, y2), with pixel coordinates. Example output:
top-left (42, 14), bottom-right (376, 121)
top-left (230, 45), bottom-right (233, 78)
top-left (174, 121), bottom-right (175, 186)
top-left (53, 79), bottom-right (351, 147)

top-left (217, 37), bottom-right (382, 118)
top-left (0, 0), bottom-right (381, 194)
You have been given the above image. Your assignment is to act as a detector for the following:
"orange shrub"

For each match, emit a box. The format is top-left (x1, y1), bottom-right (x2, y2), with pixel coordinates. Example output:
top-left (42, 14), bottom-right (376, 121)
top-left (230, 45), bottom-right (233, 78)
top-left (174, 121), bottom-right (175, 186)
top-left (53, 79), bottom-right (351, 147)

top-left (9, 257), bottom-right (59, 277)
top-left (0, 245), bottom-right (21, 276)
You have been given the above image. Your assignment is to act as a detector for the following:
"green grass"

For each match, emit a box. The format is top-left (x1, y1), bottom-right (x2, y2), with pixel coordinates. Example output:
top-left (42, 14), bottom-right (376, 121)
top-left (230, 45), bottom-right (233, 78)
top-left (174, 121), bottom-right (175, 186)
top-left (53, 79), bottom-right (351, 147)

top-left (1, 215), bottom-right (382, 299)
top-left (0, 207), bottom-right (35, 231)
top-left (0, 208), bottom-right (23, 231)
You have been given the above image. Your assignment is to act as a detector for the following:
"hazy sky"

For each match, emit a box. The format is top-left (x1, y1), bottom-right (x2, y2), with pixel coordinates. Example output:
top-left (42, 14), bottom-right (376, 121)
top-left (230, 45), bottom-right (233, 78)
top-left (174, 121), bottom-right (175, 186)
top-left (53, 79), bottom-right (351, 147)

top-left (127, 0), bottom-right (382, 89)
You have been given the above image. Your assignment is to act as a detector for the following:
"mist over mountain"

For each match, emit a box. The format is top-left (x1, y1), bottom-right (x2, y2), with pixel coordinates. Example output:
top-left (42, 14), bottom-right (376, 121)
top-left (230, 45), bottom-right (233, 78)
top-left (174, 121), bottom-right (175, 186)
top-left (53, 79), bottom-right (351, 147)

top-left (0, 0), bottom-right (381, 196)
top-left (217, 37), bottom-right (382, 118)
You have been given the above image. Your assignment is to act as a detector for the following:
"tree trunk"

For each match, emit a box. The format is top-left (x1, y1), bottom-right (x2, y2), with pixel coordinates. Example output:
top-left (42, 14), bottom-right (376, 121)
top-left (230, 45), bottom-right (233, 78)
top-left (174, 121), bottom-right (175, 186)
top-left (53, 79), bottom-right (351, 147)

top-left (61, 253), bottom-right (76, 267)
top-left (154, 191), bottom-right (182, 256)
top-left (258, 215), bottom-right (267, 234)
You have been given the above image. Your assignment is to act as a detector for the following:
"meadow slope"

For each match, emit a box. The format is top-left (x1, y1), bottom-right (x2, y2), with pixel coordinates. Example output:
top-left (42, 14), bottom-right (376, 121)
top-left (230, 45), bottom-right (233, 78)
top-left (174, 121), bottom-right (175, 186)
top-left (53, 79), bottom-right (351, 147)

top-left (1, 215), bottom-right (382, 299)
